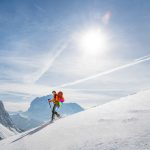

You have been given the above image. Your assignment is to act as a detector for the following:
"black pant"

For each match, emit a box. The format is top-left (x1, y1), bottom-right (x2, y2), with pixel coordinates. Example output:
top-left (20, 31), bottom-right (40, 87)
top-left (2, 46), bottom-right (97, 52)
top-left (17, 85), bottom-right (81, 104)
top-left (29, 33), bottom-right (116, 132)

top-left (51, 104), bottom-right (60, 121)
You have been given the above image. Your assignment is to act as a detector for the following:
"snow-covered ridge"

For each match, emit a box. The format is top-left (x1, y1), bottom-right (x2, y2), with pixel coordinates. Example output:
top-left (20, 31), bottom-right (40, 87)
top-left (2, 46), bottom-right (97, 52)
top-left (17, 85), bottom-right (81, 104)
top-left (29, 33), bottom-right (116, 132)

top-left (0, 89), bottom-right (150, 150)
top-left (0, 101), bottom-right (19, 140)
top-left (0, 124), bottom-right (15, 140)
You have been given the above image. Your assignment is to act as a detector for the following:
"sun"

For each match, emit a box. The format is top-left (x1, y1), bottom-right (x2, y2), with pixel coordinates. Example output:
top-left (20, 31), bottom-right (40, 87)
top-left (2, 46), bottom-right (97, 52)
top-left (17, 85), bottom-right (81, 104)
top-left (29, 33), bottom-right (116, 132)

top-left (78, 28), bottom-right (107, 55)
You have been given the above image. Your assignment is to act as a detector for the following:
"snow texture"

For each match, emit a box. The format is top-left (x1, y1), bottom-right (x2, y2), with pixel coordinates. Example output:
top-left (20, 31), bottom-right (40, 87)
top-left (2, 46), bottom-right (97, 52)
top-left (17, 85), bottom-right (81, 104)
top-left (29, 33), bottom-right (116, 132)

top-left (0, 101), bottom-right (19, 139)
top-left (0, 124), bottom-right (15, 140)
top-left (0, 89), bottom-right (150, 150)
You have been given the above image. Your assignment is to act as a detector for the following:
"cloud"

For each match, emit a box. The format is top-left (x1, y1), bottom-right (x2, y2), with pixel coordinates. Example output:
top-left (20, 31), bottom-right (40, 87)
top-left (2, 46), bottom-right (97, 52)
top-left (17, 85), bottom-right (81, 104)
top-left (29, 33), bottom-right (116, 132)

top-left (31, 41), bottom-right (69, 83)
top-left (56, 55), bottom-right (150, 88)
top-left (0, 38), bottom-right (69, 84)
top-left (3, 101), bottom-right (30, 112)
top-left (135, 54), bottom-right (150, 61)
top-left (34, 3), bottom-right (45, 13)
top-left (0, 83), bottom-right (51, 96)
top-left (0, 55), bottom-right (43, 83)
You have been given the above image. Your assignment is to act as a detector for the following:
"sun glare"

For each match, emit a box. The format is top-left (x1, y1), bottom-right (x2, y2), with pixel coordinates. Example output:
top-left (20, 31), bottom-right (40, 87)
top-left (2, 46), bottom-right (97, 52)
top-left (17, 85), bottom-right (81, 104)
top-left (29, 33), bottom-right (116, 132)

top-left (78, 28), bottom-right (107, 55)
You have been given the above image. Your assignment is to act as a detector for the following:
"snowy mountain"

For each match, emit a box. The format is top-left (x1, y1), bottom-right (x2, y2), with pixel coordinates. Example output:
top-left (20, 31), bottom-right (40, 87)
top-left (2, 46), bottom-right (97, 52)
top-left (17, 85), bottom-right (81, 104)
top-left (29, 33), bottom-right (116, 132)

top-left (0, 101), bottom-right (19, 131)
top-left (10, 114), bottom-right (43, 131)
top-left (24, 95), bottom-right (84, 121)
top-left (0, 124), bottom-right (15, 140)
top-left (0, 89), bottom-right (150, 150)
top-left (0, 101), bottom-right (19, 140)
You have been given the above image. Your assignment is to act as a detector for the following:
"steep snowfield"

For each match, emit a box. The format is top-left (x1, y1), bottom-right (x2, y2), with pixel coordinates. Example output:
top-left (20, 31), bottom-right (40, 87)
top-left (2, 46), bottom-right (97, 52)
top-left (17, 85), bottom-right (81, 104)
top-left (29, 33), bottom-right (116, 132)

top-left (0, 124), bottom-right (15, 140)
top-left (0, 90), bottom-right (150, 150)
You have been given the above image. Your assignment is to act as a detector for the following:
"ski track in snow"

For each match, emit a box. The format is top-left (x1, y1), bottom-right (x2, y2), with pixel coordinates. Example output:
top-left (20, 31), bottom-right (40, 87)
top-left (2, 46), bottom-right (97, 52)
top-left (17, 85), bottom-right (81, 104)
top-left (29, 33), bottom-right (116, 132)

top-left (0, 90), bottom-right (150, 150)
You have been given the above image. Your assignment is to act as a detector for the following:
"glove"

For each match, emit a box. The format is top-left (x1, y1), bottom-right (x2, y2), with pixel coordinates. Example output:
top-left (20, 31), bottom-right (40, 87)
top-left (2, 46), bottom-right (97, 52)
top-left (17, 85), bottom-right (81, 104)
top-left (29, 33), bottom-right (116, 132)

top-left (48, 99), bottom-right (51, 102)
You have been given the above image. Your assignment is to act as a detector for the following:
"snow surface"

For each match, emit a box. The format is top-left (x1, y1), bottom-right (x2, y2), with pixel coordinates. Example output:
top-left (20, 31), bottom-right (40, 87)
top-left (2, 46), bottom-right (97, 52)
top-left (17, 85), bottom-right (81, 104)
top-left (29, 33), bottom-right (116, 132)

top-left (0, 124), bottom-right (15, 139)
top-left (0, 89), bottom-right (150, 150)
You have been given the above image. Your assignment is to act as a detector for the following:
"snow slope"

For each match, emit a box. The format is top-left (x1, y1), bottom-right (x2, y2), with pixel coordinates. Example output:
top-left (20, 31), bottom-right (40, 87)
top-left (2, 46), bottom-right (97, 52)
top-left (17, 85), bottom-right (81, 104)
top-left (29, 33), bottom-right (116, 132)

top-left (0, 89), bottom-right (150, 150)
top-left (0, 124), bottom-right (15, 140)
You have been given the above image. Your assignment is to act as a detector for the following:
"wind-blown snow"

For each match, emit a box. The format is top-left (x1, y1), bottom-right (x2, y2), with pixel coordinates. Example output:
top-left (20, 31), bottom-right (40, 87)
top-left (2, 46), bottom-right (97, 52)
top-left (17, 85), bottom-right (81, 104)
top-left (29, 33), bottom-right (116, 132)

top-left (0, 90), bottom-right (150, 150)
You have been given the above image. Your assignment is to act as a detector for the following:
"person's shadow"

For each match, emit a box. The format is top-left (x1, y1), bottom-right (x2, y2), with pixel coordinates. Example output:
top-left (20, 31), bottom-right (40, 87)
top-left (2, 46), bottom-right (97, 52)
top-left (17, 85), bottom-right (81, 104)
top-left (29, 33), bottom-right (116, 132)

top-left (11, 121), bottom-right (52, 143)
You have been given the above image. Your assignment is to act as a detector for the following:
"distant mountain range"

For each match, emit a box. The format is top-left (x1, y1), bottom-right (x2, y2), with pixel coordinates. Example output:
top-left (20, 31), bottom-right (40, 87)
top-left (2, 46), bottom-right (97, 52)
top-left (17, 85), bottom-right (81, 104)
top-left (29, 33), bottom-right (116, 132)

top-left (10, 114), bottom-right (43, 132)
top-left (7, 95), bottom-right (84, 132)
top-left (0, 95), bottom-right (84, 140)
top-left (24, 95), bottom-right (84, 121)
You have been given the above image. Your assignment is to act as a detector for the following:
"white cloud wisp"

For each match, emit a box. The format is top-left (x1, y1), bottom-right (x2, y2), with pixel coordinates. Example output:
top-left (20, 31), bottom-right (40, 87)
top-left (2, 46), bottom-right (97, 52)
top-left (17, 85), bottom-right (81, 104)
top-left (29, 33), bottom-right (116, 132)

top-left (56, 55), bottom-right (150, 88)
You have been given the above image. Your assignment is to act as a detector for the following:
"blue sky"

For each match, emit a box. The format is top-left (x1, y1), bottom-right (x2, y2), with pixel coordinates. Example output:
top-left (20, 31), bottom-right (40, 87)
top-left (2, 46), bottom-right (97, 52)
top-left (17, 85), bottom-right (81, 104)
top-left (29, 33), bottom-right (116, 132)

top-left (0, 0), bottom-right (150, 111)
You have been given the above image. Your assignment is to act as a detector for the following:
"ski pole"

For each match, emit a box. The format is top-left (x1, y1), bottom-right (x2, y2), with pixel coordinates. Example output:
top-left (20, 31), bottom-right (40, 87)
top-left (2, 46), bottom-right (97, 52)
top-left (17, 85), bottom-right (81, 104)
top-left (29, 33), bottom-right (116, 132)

top-left (48, 99), bottom-right (52, 110)
top-left (49, 102), bottom-right (51, 109)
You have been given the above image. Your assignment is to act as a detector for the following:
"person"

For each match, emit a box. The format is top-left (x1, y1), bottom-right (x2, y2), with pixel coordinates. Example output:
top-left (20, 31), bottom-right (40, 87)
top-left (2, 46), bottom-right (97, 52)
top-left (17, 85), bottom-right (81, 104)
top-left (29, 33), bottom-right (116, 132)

top-left (48, 91), bottom-right (65, 122)
top-left (50, 90), bottom-right (57, 100)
